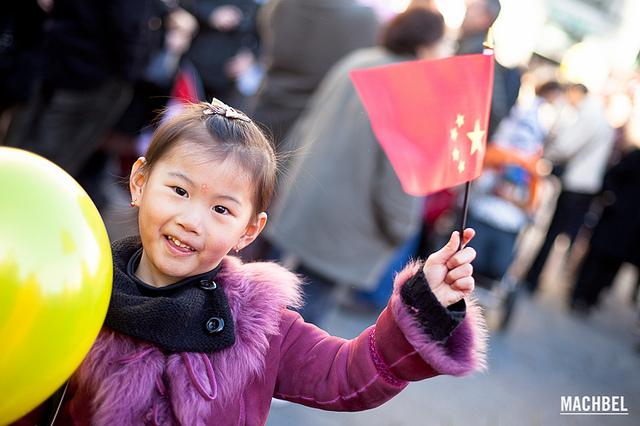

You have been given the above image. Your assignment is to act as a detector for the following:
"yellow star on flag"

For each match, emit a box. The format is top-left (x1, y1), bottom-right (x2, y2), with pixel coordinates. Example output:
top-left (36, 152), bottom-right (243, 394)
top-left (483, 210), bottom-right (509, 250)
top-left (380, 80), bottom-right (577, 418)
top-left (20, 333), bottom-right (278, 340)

top-left (456, 114), bottom-right (465, 128)
top-left (450, 127), bottom-right (458, 141)
top-left (451, 147), bottom-right (460, 162)
top-left (467, 120), bottom-right (485, 155)
top-left (458, 160), bottom-right (465, 173)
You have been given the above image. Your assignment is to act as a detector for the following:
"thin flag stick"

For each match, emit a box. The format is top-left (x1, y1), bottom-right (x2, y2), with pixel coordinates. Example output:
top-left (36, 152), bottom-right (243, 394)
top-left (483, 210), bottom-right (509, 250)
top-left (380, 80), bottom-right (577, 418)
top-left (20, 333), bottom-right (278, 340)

top-left (458, 27), bottom-right (494, 251)
top-left (457, 181), bottom-right (471, 250)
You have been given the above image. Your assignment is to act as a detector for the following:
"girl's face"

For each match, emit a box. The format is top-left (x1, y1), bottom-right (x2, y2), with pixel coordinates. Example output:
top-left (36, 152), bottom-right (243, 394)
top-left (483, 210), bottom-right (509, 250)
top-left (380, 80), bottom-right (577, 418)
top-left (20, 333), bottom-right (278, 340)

top-left (129, 143), bottom-right (267, 287)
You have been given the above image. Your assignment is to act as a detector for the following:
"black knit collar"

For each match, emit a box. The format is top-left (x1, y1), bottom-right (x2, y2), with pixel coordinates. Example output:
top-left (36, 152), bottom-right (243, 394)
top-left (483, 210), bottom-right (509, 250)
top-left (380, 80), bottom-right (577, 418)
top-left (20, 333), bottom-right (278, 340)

top-left (126, 246), bottom-right (222, 296)
top-left (106, 236), bottom-right (235, 353)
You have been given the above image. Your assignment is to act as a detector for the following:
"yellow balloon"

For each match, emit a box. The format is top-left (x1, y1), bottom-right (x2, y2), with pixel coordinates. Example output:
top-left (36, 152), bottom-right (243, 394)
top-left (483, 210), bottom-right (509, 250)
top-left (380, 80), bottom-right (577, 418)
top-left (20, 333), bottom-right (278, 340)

top-left (0, 147), bottom-right (112, 424)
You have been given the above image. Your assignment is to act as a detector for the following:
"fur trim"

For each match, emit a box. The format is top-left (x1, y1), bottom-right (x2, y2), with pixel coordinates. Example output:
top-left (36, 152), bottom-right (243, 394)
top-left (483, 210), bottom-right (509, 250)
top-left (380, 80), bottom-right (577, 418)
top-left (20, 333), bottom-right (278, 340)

top-left (208, 257), bottom-right (303, 400)
top-left (75, 256), bottom-right (302, 425)
top-left (389, 261), bottom-right (488, 376)
top-left (74, 332), bottom-right (172, 425)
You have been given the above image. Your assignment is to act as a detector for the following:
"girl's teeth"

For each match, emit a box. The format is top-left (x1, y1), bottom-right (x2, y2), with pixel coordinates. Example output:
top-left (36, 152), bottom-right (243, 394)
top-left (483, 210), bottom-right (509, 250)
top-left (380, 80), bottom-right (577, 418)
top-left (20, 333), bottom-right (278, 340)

top-left (169, 236), bottom-right (194, 251)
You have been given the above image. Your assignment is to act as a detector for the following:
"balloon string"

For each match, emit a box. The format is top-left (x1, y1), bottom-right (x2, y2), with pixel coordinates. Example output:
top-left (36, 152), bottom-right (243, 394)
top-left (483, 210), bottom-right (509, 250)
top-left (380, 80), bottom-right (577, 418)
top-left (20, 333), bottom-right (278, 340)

top-left (49, 381), bottom-right (69, 426)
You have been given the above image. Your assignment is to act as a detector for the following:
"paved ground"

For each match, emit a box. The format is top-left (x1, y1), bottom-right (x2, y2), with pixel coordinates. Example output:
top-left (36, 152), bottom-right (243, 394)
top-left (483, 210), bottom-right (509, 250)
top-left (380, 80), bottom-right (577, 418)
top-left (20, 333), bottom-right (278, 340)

top-left (101, 177), bottom-right (640, 426)
top-left (263, 270), bottom-right (639, 426)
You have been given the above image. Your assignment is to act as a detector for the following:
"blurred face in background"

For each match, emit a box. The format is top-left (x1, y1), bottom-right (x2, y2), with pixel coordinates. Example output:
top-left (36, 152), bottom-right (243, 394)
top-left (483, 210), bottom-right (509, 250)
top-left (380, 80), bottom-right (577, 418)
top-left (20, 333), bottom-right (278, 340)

top-left (460, 0), bottom-right (493, 34)
top-left (538, 90), bottom-right (566, 132)
top-left (566, 87), bottom-right (586, 107)
top-left (624, 116), bottom-right (640, 148)
top-left (417, 34), bottom-right (454, 59)
top-left (541, 89), bottom-right (565, 106)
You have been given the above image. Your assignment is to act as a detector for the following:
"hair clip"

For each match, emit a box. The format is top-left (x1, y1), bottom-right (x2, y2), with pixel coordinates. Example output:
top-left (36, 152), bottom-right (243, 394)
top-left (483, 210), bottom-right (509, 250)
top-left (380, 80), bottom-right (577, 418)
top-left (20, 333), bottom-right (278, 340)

top-left (203, 98), bottom-right (252, 123)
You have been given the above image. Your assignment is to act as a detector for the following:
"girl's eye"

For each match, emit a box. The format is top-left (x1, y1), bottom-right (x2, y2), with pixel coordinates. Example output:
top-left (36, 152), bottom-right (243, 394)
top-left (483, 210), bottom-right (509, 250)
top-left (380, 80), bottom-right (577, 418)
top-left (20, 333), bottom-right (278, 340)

top-left (173, 186), bottom-right (188, 197)
top-left (213, 205), bottom-right (229, 215)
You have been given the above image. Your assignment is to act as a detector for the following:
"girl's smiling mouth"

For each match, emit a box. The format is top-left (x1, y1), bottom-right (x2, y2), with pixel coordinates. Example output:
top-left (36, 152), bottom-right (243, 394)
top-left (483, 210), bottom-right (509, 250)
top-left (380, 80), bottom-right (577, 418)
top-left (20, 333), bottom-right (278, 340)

top-left (165, 235), bottom-right (197, 253)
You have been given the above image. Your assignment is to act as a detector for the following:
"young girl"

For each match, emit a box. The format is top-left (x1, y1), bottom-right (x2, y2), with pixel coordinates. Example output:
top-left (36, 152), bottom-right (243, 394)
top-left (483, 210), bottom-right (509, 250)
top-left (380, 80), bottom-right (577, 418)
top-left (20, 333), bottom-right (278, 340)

top-left (22, 99), bottom-right (485, 425)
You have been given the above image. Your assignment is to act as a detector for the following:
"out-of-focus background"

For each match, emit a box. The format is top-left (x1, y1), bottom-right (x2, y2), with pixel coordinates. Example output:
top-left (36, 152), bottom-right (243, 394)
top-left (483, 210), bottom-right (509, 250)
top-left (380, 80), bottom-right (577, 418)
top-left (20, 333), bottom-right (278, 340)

top-left (2, 0), bottom-right (639, 424)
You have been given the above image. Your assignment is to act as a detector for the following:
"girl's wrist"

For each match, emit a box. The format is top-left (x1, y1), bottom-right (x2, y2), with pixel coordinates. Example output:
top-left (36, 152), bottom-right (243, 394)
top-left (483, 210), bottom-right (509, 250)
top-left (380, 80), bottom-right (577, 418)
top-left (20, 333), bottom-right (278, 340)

top-left (400, 268), bottom-right (466, 342)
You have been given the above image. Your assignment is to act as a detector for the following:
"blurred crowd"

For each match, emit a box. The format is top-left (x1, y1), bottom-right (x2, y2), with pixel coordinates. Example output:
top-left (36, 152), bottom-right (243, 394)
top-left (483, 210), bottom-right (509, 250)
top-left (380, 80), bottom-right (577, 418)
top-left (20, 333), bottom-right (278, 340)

top-left (1, 0), bottom-right (639, 339)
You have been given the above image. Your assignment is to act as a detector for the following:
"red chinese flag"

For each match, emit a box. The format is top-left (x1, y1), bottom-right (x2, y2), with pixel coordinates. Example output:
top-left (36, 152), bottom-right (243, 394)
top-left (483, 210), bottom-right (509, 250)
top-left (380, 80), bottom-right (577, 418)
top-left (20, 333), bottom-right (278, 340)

top-left (350, 53), bottom-right (494, 196)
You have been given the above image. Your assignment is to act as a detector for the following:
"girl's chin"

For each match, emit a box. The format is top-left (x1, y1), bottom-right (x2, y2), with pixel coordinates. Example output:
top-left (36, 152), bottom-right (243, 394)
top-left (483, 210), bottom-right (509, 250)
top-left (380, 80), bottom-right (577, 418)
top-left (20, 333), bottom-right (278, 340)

top-left (156, 258), bottom-right (222, 280)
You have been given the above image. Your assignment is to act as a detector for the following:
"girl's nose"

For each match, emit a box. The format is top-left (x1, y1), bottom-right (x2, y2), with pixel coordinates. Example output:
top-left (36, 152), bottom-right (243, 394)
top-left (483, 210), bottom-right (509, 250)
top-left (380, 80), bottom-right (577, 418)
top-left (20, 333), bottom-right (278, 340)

top-left (175, 207), bottom-right (204, 234)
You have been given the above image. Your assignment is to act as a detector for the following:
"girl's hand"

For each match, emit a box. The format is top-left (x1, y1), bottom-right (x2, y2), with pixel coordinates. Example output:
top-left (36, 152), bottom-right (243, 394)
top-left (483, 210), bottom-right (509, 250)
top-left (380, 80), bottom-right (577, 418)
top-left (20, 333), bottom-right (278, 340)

top-left (422, 228), bottom-right (476, 307)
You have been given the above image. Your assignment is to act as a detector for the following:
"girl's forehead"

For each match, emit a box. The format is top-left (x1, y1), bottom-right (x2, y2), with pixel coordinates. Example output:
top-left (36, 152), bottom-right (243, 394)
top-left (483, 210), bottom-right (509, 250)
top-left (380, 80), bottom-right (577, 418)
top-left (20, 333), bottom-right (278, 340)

top-left (160, 143), bottom-right (233, 170)
top-left (155, 145), bottom-right (252, 186)
top-left (163, 140), bottom-right (219, 162)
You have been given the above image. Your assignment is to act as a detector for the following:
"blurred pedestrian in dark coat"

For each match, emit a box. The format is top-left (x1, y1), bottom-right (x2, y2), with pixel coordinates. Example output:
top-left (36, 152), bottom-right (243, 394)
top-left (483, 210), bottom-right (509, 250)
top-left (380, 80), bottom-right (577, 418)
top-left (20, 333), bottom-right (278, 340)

top-left (570, 139), bottom-right (640, 312)
top-left (266, 8), bottom-right (449, 324)
top-left (456, 0), bottom-right (520, 138)
top-left (523, 84), bottom-right (615, 293)
top-left (248, 0), bottom-right (378, 148)
top-left (0, 0), bottom-right (48, 129)
top-left (183, 0), bottom-right (259, 103)
top-left (4, 0), bottom-right (149, 177)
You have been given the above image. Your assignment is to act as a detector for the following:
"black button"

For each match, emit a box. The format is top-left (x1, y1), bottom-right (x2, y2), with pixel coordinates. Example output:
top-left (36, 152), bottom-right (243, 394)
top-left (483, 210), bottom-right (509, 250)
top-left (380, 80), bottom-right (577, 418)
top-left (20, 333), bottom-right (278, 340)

top-left (205, 317), bottom-right (225, 334)
top-left (199, 279), bottom-right (217, 290)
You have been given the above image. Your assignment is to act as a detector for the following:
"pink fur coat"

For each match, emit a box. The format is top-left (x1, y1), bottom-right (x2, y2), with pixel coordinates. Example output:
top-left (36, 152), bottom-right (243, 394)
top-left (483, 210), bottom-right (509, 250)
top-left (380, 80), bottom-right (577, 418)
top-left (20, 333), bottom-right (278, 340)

top-left (51, 258), bottom-right (486, 425)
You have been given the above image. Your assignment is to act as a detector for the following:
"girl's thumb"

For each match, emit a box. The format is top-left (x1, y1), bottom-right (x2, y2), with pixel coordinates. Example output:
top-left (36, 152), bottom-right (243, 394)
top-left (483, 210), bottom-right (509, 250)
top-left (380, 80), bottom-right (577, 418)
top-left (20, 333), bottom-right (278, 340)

top-left (428, 231), bottom-right (460, 264)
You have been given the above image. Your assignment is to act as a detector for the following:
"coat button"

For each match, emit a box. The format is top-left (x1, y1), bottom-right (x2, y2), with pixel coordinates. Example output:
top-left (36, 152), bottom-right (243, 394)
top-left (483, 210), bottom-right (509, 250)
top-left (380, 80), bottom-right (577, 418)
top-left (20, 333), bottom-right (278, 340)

top-left (199, 279), bottom-right (217, 290)
top-left (205, 317), bottom-right (225, 334)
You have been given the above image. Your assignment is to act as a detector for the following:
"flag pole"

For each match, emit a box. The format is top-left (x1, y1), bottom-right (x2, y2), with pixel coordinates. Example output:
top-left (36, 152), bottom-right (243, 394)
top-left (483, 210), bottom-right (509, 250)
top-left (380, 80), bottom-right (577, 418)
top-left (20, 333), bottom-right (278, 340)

top-left (457, 181), bottom-right (471, 250)
top-left (458, 27), bottom-right (494, 250)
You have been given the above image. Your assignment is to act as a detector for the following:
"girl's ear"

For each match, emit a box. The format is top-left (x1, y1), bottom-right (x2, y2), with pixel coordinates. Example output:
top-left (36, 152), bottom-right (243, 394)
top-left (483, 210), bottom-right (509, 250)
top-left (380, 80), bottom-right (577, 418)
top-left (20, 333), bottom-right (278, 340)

top-left (235, 212), bottom-right (268, 251)
top-left (129, 157), bottom-right (148, 204)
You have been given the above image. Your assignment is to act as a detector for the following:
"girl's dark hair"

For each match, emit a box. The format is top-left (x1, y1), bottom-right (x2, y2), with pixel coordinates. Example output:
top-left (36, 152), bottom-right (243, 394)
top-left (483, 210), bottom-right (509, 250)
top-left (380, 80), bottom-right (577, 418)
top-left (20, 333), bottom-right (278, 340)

top-left (380, 8), bottom-right (445, 56)
top-left (142, 102), bottom-right (277, 215)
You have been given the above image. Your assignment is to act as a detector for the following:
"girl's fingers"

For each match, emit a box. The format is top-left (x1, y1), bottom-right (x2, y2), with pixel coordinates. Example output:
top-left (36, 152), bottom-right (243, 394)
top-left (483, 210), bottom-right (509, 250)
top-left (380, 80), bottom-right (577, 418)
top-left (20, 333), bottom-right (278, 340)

top-left (451, 276), bottom-right (475, 293)
top-left (446, 246), bottom-right (476, 269)
top-left (445, 263), bottom-right (473, 284)
top-left (427, 231), bottom-right (461, 264)
top-left (461, 228), bottom-right (476, 248)
top-left (427, 228), bottom-right (476, 266)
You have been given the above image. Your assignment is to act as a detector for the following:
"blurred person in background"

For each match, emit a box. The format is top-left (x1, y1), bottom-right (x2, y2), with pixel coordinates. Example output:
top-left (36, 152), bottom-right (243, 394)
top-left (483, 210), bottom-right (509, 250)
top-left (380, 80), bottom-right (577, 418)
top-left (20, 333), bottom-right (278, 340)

top-left (3, 0), bottom-right (149, 180)
top-left (467, 81), bottom-right (564, 283)
top-left (416, 0), bottom-right (519, 262)
top-left (183, 0), bottom-right (259, 105)
top-left (569, 121), bottom-right (640, 314)
top-left (77, 2), bottom-right (199, 211)
top-left (457, 0), bottom-right (520, 139)
top-left (248, 0), bottom-right (379, 148)
top-left (0, 0), bottom-right (49, 141)
top-left (523, 83), bottom-right (615, 294)
top-left (113, 3), bottom-right (199, 150)
top-left (265, 8), bottom-right (449, 325)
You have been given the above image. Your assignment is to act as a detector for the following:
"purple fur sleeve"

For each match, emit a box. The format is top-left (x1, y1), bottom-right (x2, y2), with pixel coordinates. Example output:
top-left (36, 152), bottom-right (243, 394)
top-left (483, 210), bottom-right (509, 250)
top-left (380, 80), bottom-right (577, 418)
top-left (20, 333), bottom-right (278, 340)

top-left (376, 261), bottom-right (488, 380)
top-left (400, 267), bottom-right (466, 342)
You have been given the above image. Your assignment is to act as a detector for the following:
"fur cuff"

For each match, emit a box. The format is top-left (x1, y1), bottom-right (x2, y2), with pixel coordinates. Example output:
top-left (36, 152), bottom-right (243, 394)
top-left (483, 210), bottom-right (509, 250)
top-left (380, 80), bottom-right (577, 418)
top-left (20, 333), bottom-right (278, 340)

top-left (389, 261), bottom-right (488, 376)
